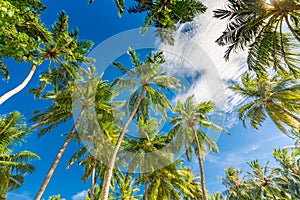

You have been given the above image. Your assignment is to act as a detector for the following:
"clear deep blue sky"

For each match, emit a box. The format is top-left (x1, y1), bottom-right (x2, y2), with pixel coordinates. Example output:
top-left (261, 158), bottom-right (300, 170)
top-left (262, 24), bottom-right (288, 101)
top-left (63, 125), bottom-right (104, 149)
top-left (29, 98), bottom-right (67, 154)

top-left (0, 0), bottom-right (294, 199)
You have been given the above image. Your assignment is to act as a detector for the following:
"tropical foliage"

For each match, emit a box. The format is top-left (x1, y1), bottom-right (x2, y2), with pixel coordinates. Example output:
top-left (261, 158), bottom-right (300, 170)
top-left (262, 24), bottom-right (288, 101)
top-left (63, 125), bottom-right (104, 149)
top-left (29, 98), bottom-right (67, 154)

top-left (214, 0), bottom-right (300, 75)
top-left (230, 72), bottom-right (300, 135)
top-left (0, 112), bottom-right (39, 199)
top-left (218, 141), bottom-right (300, 199)
top-left (0, 0), bottom-right (299, 200)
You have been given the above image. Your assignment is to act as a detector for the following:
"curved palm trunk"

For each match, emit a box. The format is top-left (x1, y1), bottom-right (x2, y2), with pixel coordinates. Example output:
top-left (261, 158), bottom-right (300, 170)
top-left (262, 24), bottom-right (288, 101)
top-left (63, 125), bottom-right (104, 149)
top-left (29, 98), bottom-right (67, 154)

top-left (0, 63), bottom-right (37, 105)
top-left (99, 87), bottom-right (146, 200)
top-left (191, 126), bottom-right (207, 200)
top-left (90, 162), bottom-right (96, 200)
top-left (34, 109), bottom-right (86, 200)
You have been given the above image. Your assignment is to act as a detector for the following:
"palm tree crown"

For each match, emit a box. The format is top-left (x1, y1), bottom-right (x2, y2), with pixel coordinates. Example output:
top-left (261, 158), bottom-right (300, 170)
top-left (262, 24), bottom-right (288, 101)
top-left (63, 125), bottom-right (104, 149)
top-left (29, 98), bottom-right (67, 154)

top-left (230, 72), bottom-right (300, 135)
top-left (0, 112), bottom-right (39, 199)
top-left (214, 0), bottom-right (300, 75)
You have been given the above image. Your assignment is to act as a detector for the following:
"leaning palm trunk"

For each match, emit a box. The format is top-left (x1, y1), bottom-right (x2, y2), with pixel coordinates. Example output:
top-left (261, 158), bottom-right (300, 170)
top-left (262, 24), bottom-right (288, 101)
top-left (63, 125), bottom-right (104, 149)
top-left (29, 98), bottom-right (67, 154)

top-left (90, 163), bottom-right (96, 200)
top-left (191, 126), bottom-right (207, 200)
top-left (99, 88), bottom-right (146, 200)
top-left (34, 109), bottom-right (86, 200)
top-left (0, 63), bottom-right (37, 105)
top-left (0, 55), bottom-right (46, 105)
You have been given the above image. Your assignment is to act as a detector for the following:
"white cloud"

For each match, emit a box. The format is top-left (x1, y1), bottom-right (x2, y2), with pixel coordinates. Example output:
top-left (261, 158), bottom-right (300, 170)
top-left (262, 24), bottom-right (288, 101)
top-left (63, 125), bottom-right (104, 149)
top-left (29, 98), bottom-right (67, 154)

top-left (72, 190), bottom-right (88, 200)
top-left (159, 0), bottom-right (248, 128)
top-left (206, 133), bottom-right (293, 168)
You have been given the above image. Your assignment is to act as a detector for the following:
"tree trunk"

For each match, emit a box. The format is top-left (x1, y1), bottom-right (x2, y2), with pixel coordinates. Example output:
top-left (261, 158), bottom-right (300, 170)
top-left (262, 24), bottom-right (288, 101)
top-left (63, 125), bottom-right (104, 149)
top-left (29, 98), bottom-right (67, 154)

top-left (99, 87), bottom-right (146, 200)
top-left (143, 156), bottom-right (149, 200)
top-left (0, 63), bottom-right (37, 105)
top-left (90, 161), bottom-right (96, 200)
top-left (34, 109), bottom-right (85, 200)
top-left (191, 126), bottom-right (207, 200)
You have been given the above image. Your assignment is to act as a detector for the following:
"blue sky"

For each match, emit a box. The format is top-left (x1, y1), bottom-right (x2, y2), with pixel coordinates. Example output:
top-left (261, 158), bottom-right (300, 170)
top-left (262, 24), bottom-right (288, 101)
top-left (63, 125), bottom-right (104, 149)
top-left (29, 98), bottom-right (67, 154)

top-left (1, 0), bottom-right (295, 199)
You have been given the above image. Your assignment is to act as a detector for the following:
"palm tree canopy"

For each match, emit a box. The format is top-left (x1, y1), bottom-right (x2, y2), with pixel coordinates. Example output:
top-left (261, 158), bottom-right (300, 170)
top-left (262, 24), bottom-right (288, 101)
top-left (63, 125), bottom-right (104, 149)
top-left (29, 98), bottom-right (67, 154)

top-left (169, 95), bottom-right (227, 158)
top-left (112, 48), bottom-right (182, 121)
top-left (230, 72), bottom-right (300, 135)
top-left (128, 0), bottom-right (207, 43)
top-left (0, 112), bottom-right (39, 198)
top-left (220, 143), bottom-right (300, 199)
top-left (29, 11), bottom-right (94, 99)
top-left (214, 0), bottom-right (300, 75)
top-left (0, 0), bottom-right (50, 80)
top-left (146, 159), bottom-right (201, 200)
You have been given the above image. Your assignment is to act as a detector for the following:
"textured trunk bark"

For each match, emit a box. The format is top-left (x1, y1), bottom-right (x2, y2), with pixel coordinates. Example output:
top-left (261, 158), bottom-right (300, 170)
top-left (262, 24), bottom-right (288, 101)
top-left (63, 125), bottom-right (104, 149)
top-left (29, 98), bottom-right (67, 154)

top-left (191, 126), bottom-right (207, 200)
top-left (99, 87), bottom-right (146, 200)
top-left (34, 109), bottom-right (85, 200)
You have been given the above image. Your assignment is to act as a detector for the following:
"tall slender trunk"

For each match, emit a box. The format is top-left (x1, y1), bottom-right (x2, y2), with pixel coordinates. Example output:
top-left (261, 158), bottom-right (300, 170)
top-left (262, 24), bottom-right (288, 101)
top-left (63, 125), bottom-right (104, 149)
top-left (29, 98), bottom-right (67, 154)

top-left (0, 63), bottom-right (37, 105)
top-left (90, 161), bottom-right (96, 200)
top-left (99, 87), bottom-right (146, 200)
top-left (143, 157), bottom-right (149, 200)
top-left (34, 109), bottom-right (86, 200)
top-left (191, 126), bottom-right (207, 200)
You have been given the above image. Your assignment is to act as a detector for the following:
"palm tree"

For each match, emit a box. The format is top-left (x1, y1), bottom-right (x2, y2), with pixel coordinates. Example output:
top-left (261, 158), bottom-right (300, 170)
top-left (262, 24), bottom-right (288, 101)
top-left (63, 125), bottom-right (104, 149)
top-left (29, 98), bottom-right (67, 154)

top-left (122, 118), bottom-right (170, 200)
top-left (146, 159), bottom-right (200, 199)
top-left (0, 0), bottom-right (49, 82)
top-left (273, 145), bottom-right (300, 199)
top-left (128, 0), bottom-right (207, 43)
top-left (230, 72), bottom-right (300, 135)
top-left (111, 172), bottom-right (143, 200)
top-left (245, 160), bottom-right (284, 199)
top-left (0, 11), bottom-right (93, 104)
top-left (221, 167), bottom-right (250, 200)
top-left (169, 95), bottom-right (227, 200)
top-left (99, 48), bottom-right (181, 200)
top-left (32, 67), bottom-right (111, 200)
top-left (0, 112), bottom-right (39, 199)
top-left (214, 0), bottom-right (300, 75)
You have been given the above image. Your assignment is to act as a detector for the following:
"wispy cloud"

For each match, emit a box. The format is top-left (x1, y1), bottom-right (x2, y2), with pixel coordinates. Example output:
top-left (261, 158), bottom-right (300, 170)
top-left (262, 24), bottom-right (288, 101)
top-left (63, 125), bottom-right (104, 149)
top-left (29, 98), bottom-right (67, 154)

top-left (72, 190), bottom-right (88, 200)
top-left (159, 0), bottom-right (248, 128)
top-left (205, 133), bottom-right (293, 168)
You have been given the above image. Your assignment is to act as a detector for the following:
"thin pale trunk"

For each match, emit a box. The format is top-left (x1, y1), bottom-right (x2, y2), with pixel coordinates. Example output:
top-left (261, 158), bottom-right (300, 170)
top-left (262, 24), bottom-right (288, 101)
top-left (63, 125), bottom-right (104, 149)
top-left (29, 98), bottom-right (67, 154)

top-left (0, 63), bottom-right (37, 105)
top-left (90, 161), bottom-right (96, 200)
top-left (143, 157), bottom-right (149, 200)
top-left (99, 87), bottom-right (146, 200)
top-left (34, 109), bottom-right (86, 200)
top-left (191, 126), bottom-right (207, 200)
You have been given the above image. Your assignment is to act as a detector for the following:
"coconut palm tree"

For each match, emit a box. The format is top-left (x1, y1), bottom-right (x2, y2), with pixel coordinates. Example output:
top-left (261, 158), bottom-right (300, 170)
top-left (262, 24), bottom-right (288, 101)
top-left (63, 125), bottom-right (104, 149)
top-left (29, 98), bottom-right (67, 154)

top-left (0, 0), bottom-right (49, 82)
top-left (111, 172), bottom-right (143, 200)
top-left (32, 67), bottom-right (113, 200)
top-left (214, 0), bottom-right (300, 75)
top-left (273, 145), bottom-right (300, 199)
top-left (221, 167), bottom-right (250, 200)
top-left (128, 0), bottom-right (207, 43)
top-left (122, 118), bottom-right (170, 200)
top-left (246, 160), bottom-right (286, 199)
top-left (169, 95), bottom-right (227, 200)
top-left (0, 11), bottom-right (93, 104)
top-left (146, 159), bottom-right (200, 199)
top-left (230, 72), bottom-right (300, 135)
top-left (0, 112), bottom-right (39, 199)
top-left (99, 48), bottom-right (181, 200)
